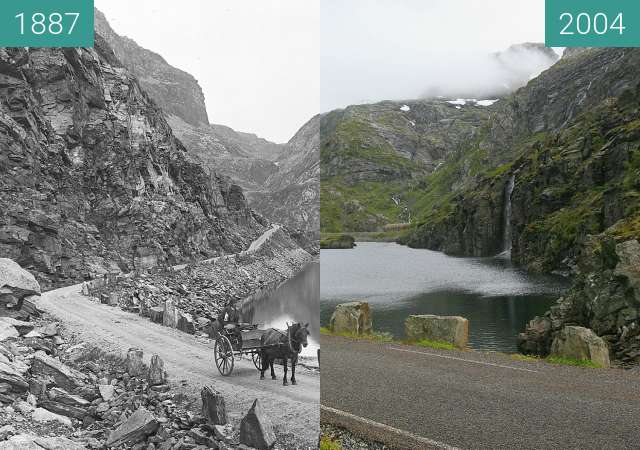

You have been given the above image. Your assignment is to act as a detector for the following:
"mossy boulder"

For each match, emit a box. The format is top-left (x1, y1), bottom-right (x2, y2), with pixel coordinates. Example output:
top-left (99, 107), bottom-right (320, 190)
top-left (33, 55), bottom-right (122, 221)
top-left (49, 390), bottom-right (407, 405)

top-left (405, 315), bottom-right (469, 349)
top-left (329, 302), bottom-right (372, 335)
top-left (320, 234), bottom-right (356, 249)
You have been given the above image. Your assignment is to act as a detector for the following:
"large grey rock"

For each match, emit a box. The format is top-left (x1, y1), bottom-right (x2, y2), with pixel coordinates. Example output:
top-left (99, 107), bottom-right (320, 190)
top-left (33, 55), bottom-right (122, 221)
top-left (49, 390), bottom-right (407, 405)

top-left (149, 306), bottom-right (164, 324)
top-left (239, 399), bottom-right (276, 450)
top-left (201, 386), bottom-right (227, 425)
top-left (329, 302), bottom-right (372, 336)
top-left (30, 354), bottom-right (85, 392)
top-left (99, 384), bottom-right (115, 402)
top-left (147, 355), bottom-right (165, 386)
top-left (405, 315), bottom-right (469, 349)
top-left (106, 407), bottom-right (159, 448)
top-left (126, 348), bottom-right (145, 377)
top-left (32, 408), bottom-right (72, 427)
top-left (0, 318), bottom-right (34, 336)
top-left (0, 434), bottom-right (85, 450)
top-left (0, 259), bottom-right (40, 296)
top-left (47, 387), bottom-right (90, 407)
top-left (0, 322), bottom-right (18, 341)
top-left (177, 311), bottom-right (196, 334)
top-left (0, 360), bottom-right (28, 392)
top-left (550, 326), bottom-right (610, 368)
top-left (163, 300), bottom-right (178, 328)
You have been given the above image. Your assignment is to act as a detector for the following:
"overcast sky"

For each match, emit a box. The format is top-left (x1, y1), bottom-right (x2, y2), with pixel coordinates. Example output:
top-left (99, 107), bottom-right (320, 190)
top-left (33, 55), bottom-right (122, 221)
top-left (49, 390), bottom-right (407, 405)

top-left (96, 0), bottom-right (319, 143)
top-left (321, 0), bottom-right (549, 112)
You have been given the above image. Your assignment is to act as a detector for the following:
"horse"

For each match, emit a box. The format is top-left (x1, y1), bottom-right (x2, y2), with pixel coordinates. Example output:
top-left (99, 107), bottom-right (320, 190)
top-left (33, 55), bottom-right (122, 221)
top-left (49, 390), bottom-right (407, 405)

top-left (259, 322), bottom-right (310, 386)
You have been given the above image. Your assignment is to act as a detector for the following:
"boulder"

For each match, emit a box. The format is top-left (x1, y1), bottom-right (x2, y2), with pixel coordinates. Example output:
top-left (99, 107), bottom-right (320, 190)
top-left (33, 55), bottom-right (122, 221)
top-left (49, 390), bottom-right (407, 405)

top-left (41, 323), bottom-right (58, 337)
top-left (147, 355), bottom-right (165, 386)
top-left (99, 384), bottom-right (115, 401)
top-left (0, 322), bottom-right (18, 341)
top-left (0, 259), bottom-right (40, 296)
top-left (201, 386), bottom-right (227, 425)
top-left (0, 434), bottom-right (84, 450)
top-left (126, 348), bottom-right (145, 377)
top-left (149, 306), bottom-right (164, 324)
top-left (30, 354), bottom-right (85, 392)
top-left (108, 292), bottom-right (118, 307)
top-left (81, 282), bottom-right (90, 296)
top-left (517, 316), bottom-right (553, 355)
top-left (32, 407), bottom-right (72, 427)
top-left (405, 315), bottom-right (469, 349)
top-left (40, 400), bottom-right (87, 419)
top-left (105, 407), bottom-right (159, 448)
top-left (0, 360), bottom-right (28, 392)
top-left (329, 302), bottom-right (372, 335)
top-left (550, 326), bottom-right (610, 368)
top-left (163, 300), bottom-right (178, 328)
top-left (0, 318), bottom-right (34, 336)
top-left (20, 296), bottom-right (42, 318)
top-left (47, 387), bottom-right (90, 407)
top-left (177, 311), bottom-right (196, 334)
top-left (239, 399), bottom-right (276, 450)
top-left (196, 317), bottom-right (211, 329)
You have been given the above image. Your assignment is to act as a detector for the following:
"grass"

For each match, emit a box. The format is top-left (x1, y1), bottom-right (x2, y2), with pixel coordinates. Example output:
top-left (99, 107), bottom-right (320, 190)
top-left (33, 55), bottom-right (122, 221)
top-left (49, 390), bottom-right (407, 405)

top-left (320, 327), bottom-right (458, 350)
top-left (320, 327), bottom-right (394, 343)
top-left (320, 436), bottom-right (342, 450)
top-left (511, 353), bottom-right (604, 368)
top-left (546, 356), bottom-right (604, 368)
top-left (412, 339), bottom-right (456, 351)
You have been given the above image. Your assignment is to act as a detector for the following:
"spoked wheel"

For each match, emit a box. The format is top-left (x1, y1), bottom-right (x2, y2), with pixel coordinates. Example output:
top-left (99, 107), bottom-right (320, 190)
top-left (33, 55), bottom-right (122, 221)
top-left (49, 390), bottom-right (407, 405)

top-left (214, 335), bottom-right (234, 376)
top-left (252, 350), bottom-right (264, 371)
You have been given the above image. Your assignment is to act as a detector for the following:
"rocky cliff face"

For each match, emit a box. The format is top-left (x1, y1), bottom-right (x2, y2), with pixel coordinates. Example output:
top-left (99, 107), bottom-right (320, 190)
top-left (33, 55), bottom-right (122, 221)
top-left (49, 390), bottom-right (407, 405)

top-left (95, 10), bottom-right (317, 234)
top-left (0, 38), bottom-right (264, 289)
top-left (249, 116), bottom-right (320, 233)
top-left (94, 10), bottom-right (209, 127)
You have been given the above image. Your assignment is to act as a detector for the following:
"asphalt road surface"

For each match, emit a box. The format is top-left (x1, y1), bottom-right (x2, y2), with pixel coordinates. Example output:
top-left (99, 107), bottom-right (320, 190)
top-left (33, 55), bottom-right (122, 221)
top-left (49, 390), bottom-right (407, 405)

top-left (321, 334), bottom-right (640, 450)
top-left (39, 284), bottom-right (320, 448)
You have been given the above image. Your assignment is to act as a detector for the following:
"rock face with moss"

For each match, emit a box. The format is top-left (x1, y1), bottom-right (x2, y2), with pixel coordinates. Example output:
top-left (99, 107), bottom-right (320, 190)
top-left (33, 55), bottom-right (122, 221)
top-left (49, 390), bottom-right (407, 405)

top-left (320, 234), bottom-right (355, 249)
top-left (519, 234), bottom-right (640, 366)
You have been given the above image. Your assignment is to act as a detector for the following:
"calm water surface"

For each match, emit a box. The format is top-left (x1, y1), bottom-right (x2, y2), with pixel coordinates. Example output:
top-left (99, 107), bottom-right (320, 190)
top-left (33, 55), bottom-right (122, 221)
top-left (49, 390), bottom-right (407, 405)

top-left (241, 262), bottom-right (319, 358)
top-left (320, 242), bottom-right (569, 352)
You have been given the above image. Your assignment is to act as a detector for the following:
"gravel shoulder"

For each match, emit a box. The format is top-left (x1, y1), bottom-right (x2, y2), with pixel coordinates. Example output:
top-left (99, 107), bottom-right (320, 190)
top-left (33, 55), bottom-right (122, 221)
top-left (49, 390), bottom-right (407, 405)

top-left (39, 284), bottom-right (320, 448)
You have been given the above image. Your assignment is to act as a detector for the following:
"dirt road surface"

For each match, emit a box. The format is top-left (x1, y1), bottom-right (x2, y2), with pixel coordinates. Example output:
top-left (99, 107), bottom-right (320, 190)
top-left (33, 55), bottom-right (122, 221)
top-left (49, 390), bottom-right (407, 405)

top-left (40, 284), bottom-right (320, 448)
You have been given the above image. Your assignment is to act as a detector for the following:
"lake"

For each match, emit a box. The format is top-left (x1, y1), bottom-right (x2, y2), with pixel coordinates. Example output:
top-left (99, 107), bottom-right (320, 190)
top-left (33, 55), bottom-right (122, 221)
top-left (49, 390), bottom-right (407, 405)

top-left (320, 242), bottom-right (569, 352)
top-left (241, 262), bottom-right (320, 359)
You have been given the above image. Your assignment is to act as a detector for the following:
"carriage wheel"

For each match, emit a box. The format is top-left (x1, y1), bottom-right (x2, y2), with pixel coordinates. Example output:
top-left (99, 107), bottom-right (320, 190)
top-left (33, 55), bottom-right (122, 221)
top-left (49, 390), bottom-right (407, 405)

top-left (214, 336), bottom-right (234, 376)
top-left (252, 351), bottom-right (264, 370)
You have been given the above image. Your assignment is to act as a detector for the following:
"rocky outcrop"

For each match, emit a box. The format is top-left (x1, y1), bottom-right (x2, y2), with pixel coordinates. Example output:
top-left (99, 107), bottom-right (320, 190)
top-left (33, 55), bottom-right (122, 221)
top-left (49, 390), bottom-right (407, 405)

top-left (329, 302), bottom-right (372, 336)
top-left (320, 234), bottom-right (355, 249)
top-left (94, 9), bottom-right (208, 127)
top-left (519, 234), bottom-right (640, 366)
top-left (0, 38), bottom-right (263, 289)
top-left (405, 315), bottom-right (469, 349)
top-left (549, 326), bottom-right (610, 368)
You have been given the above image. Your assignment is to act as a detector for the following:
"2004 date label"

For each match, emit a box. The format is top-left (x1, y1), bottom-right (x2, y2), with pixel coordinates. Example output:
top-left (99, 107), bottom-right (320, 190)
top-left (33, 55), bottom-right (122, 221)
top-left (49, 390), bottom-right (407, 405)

top-left (546, 0), bottom-right (640, 47)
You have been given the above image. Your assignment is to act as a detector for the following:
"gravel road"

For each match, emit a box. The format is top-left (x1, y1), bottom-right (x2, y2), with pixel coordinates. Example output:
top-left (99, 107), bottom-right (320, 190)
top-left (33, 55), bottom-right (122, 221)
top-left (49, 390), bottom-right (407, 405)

top-left (39, 284), bottom-right (320, 448)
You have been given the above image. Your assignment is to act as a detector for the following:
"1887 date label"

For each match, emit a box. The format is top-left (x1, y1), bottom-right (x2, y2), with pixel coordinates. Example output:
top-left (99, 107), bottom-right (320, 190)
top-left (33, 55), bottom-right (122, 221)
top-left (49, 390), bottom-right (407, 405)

top-left (0, 0), bottom-right (93, 48)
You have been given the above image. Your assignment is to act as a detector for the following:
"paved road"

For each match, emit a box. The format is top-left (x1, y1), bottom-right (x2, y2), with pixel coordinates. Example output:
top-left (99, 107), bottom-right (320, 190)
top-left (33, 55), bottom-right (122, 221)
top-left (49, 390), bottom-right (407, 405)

top-left (40, 284), bottom-right (320, 448)
top-left (321, 335), bottom-right (640, 450)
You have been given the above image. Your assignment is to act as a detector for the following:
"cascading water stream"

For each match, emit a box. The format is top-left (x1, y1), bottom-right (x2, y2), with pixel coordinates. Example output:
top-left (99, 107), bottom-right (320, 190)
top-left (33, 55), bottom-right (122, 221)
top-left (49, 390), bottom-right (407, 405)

top-left (502, 174), bottom-right (516, 257)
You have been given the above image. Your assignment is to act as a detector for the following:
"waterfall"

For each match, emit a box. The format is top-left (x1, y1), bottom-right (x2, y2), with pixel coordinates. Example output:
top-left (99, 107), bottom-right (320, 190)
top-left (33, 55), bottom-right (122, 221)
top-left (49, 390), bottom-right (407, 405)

top-left (502, 174), bottom-right (516, 255)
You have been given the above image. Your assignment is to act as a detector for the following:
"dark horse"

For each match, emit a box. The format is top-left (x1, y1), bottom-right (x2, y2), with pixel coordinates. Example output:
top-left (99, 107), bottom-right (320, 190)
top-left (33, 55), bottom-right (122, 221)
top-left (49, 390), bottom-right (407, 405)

top-left (259, 322), bottom-right (310, 385)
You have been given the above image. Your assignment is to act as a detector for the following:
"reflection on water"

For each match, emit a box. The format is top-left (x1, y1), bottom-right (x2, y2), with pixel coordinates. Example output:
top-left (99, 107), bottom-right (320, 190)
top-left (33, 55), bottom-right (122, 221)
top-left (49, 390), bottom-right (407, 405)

top-left (240, 262), bottom-right (319, 358)
top-left (320, 242), bottom-right (569, 352)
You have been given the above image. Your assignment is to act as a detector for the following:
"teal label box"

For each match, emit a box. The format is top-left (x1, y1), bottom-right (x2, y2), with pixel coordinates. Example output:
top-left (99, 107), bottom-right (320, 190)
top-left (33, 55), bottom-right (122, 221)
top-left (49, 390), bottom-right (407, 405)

top-left (546, 0), bottom-right (640, 47)
top-left (0, 0), bottom-right (94, 48)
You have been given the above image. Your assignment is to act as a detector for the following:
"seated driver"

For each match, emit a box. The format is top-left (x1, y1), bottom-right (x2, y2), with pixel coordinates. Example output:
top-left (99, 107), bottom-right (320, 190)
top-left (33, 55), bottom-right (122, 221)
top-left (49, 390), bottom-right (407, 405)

top-left (218, 301), bottom-right (241, 340)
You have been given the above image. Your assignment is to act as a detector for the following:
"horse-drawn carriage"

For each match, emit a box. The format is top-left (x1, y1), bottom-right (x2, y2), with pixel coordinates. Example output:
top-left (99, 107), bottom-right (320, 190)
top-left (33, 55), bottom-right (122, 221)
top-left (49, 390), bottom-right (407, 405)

top-left (213, 323), bottom-right (265, 376)
top-left (212, 319), bottom-right (310, 385)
